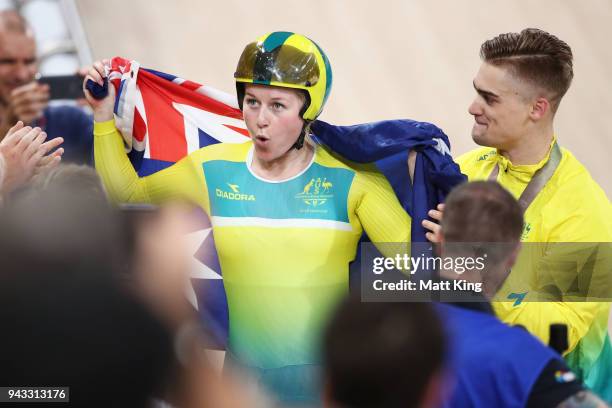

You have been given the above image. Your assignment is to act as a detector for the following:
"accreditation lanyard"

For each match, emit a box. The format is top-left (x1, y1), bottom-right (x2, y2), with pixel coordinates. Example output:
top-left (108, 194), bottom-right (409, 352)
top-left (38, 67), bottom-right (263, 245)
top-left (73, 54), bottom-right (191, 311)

top-left (488, 142), bottom-right (562, 212)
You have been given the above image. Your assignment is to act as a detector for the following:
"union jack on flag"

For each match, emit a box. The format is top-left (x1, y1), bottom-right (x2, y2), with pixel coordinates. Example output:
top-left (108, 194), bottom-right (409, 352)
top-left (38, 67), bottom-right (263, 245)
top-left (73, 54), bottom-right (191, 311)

top-left (107, 56), bottom-right (250, 348)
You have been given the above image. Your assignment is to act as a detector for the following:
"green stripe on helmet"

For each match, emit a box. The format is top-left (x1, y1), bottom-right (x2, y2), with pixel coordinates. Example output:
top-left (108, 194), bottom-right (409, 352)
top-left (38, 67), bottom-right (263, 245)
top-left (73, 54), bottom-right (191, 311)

top-left (262, 31), bottom-right (294, 52)
top-left (312, 40), bottom-right (333, 108)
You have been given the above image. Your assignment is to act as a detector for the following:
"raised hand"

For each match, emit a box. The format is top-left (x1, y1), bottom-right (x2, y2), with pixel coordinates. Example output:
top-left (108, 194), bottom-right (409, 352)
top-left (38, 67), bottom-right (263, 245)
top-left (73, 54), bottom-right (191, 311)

top-left (0, 121), bottom-right (64, 193)
top-left (82, 59), bottom-right (116, 122)
top-left (422, 203), bottom-right (445, 243)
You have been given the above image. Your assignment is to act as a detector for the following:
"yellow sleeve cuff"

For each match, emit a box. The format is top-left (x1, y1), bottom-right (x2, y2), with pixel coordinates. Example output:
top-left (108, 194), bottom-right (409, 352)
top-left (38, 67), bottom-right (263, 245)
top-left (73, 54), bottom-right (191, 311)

top-left (94, 119), bottom-right (117, 136)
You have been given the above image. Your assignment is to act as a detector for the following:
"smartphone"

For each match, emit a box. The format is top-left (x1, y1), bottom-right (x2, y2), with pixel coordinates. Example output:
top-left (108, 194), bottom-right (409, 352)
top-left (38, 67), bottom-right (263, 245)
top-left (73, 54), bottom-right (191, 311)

top-left (37, 74), bottom-right (85, 100)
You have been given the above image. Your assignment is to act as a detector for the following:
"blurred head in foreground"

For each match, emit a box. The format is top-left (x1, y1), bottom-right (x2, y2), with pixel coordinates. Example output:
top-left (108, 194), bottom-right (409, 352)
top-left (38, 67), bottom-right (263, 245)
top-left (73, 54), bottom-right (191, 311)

top-left (0, 181), bottom-right (174, 407)
top-left (439, 181), bottom-right (523, 298)
top-left (322, 297), bottom-right (446, 408)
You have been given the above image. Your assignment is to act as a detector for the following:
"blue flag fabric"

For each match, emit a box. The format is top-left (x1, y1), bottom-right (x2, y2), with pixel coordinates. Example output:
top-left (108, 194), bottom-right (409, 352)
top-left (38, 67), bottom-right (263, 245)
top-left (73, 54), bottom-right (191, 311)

top-left (312, 119), bottom-right (467, 243)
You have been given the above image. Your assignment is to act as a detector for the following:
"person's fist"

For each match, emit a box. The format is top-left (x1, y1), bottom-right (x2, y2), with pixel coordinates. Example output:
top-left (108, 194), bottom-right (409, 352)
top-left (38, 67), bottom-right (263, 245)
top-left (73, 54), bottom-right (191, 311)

top-left (82, 59), bottom-right (115, 122)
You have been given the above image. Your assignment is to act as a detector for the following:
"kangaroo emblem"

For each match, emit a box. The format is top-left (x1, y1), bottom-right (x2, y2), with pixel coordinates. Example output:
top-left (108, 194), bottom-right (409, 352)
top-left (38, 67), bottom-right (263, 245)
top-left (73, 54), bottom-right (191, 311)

top-left (303, 179), bottom-right (315, 194)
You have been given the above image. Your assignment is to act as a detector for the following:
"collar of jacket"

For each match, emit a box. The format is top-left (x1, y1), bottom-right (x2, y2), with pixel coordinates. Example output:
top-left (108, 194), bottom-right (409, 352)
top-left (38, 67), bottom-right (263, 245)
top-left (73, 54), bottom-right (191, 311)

top-left (493, 136), bottom-right (557, 181)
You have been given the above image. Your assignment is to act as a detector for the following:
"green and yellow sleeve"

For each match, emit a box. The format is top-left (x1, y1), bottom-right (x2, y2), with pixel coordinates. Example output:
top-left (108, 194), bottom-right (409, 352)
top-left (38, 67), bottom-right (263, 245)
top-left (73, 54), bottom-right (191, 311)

top-left (94, 120), bottom-right (207, 209)
top-left (352, 167), bottom-right (411, 256)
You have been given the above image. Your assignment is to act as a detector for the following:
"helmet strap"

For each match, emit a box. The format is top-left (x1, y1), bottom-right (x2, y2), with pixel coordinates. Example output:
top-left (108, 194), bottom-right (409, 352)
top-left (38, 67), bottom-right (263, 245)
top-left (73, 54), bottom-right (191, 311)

top-left (236, 83), bottom-right (245, 111)
top-left (292, 121), bottom-right (311, 150)
top-left (292, 91), bottom-right (312, 150)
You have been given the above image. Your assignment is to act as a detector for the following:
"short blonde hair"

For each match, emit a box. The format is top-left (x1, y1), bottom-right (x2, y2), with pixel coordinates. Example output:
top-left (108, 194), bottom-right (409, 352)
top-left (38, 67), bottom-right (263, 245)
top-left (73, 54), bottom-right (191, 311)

top-left (480, 28), bottom-right (573, 112)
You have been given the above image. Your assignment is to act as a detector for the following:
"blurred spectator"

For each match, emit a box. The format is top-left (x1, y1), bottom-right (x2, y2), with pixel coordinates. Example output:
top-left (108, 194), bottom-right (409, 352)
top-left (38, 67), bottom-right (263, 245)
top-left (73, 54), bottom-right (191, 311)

top-left (121, 202), bottom-right (272, 407)
top-left (121, 202), bottom-right (196, 330)
top-left (437, 181), bottom-right (608, 407)
top-left (29, 161), bottom-right (106, 201)
top-left (322, 298), bottom-right (446, 408)
top-left (0, 10), bottom-right (92, 165)
top-left (0, 163), bottom-right (269, 407)
top-left (0, 184), bottom-right (174, 407)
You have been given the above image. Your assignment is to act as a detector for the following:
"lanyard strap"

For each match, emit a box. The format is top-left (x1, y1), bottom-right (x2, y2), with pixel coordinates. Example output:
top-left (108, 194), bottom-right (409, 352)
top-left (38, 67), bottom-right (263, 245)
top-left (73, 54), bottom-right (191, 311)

top-left (488, 142), bottom-right (562, 212)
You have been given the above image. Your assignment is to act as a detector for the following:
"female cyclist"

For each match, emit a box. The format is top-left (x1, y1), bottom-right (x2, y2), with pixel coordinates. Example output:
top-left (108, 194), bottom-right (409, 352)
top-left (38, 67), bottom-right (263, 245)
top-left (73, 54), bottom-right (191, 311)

top-left (84, 31), bottom-right (411, 404)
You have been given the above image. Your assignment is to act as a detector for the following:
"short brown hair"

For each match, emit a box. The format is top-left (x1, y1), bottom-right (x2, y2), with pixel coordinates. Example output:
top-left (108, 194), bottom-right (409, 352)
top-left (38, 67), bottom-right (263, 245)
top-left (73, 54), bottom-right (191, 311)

top-left (32, 164), bottom-right (107, 202)
top-left (442, 181), bottom-right (523, 243)
top-left (324, 296), bottom-right (445, 408)
top-left (480, 28), bottom-right (573, 112)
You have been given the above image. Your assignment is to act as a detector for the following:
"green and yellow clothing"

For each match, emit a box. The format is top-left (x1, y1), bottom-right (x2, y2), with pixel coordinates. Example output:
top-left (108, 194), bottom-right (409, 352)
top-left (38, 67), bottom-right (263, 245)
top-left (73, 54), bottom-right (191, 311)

top-left (457, 141), bottom-right (612, 399)
top-left (94, 119), bottom-right (411, 401)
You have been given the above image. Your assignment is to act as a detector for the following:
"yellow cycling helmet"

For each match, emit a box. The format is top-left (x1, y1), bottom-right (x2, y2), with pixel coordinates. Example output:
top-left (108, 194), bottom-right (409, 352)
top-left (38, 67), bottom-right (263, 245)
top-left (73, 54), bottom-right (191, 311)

top-left (234, 31), bottom-right (333, 122)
